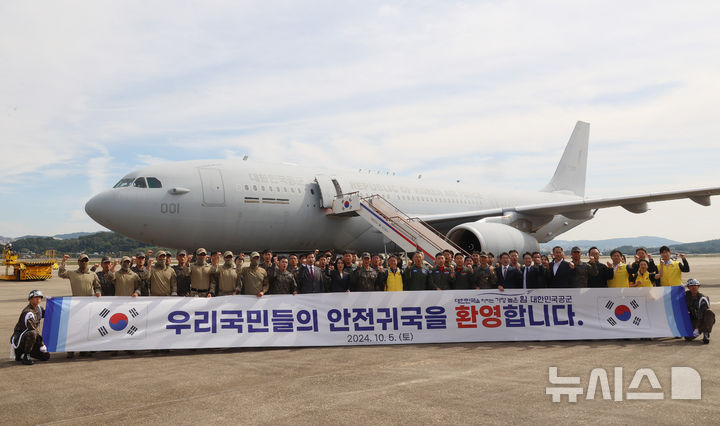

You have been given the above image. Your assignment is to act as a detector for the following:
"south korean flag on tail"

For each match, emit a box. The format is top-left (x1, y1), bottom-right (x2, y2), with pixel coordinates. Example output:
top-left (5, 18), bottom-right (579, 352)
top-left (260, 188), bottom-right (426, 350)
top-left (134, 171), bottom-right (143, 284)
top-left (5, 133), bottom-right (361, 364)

top-left (88, 303), bottom-right (149, 340)
top-left (597, 297), bottom-right (649, 329)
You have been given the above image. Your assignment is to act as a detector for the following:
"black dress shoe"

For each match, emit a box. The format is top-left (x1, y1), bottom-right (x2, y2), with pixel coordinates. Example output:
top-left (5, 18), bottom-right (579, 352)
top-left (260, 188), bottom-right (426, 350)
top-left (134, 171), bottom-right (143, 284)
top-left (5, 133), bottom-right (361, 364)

top-left (21, 355), bottom-right (34, 365)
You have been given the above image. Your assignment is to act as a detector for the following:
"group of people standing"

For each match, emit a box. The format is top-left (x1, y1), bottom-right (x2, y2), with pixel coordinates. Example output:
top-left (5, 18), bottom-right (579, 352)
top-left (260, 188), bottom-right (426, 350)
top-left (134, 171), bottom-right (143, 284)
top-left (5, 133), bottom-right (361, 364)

top-left (12, 243), bottom-right (713, 366)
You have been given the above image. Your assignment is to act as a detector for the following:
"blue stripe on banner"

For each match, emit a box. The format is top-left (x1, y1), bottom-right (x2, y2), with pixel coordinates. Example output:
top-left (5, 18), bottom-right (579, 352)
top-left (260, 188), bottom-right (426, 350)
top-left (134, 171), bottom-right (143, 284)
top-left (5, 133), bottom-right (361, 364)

top-left (663, 289), bottom-right (680, 336)
top-left (56, 297), bottom-right (71, 352)
top-left (670, 286), bottom-right (693, 337)
top-left (41, 297), bottom-right (63, 352)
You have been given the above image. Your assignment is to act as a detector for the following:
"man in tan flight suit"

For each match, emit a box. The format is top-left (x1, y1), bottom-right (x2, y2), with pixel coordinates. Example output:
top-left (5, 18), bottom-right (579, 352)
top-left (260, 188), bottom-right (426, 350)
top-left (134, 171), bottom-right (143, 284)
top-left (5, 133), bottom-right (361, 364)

top-left (239, 251), bottom-right (268, 297)
top-left (59, 254), bottom-right (102, 297)
top-left (113, 256), bottom-right (142, 297)
top-left (210, 251), bottom-right (241, 296)
top-left (186, 248), bottom-right (214, 297)
top-left (142, 251), bottom-right (177, 296)
top-left (58, 253), bottom-right (101, 358)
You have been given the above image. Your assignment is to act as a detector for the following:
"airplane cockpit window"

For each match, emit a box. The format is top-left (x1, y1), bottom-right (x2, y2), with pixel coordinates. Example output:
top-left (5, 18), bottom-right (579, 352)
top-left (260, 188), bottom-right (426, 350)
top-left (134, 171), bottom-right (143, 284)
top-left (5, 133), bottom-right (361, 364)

top-left (146, 177), bottom-right (162, 188)
top-left (133, 177), bottom-right (147, 188)
top-left (113, 178), bottom-right (134, 188)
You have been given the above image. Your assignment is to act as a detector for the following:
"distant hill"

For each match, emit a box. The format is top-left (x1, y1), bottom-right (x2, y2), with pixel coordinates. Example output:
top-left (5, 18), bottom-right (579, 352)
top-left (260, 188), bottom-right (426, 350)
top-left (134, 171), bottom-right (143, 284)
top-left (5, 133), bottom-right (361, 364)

top-left (614, 239), bottom-right (720, 255)
top-left (10, 232), bottom-right (172, 256)
top-left (53, 232), bottom-right (95, 240)
top-left (541, 236), bottom-right (681, 252)
top-left (0, 235), bottom-right (11, 245)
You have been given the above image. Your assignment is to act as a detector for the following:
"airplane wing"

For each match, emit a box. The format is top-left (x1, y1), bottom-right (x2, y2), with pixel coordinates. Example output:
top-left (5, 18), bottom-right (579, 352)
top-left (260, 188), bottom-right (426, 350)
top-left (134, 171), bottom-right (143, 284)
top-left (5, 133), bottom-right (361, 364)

top-left (417, 186), bottom-right (720, 228)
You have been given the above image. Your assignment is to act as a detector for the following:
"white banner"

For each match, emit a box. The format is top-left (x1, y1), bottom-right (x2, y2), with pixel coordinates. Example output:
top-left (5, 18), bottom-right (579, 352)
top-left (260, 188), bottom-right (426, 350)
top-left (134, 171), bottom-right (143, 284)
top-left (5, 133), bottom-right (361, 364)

top-left (42, 288), bottom-right (693, 352)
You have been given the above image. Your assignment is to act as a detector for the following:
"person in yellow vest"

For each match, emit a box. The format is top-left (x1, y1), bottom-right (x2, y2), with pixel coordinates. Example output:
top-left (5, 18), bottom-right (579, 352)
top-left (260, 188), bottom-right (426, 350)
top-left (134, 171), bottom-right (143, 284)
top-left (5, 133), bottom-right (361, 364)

top-left (655, 246), bottom-right (689, 286)
top-left (383, 255), bottom-right (404, 291)
top-left (606, 249), bottom-right (630, 288)
top-left (629, 259), bottom-right (654, 287)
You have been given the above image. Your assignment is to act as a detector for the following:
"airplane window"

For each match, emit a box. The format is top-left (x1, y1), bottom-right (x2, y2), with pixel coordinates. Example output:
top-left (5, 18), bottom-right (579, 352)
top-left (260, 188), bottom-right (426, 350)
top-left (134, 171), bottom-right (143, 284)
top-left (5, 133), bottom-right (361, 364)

top-left (261, 186), bottom-right (265, 191)
top-left (276, 186), bottom-right (280, 192)
top-left (146, 177), bottom-right (162, 188)
top-left (253, 185), bottom-right (257, 191)
top-left (284, 187), bottom-right (287, 192)
top-left (291, 188), bottom-right (295, 193)
top-left (245, 185), bottom-right (249, 190)
top-left (133, 177), bottom-right (147, 188)
top-left (269, 186), bottom-right (273, 192)
top-left (310, 189), bottom-right (315, 195)
top-left (113, 178), bottom-right (134, 188)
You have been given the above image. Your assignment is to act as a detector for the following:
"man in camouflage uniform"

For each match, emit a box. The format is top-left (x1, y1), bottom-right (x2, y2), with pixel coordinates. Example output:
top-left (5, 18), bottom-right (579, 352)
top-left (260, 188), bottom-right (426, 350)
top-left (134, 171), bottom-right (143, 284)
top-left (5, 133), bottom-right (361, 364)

top-left (239, 251), bottom-right (269, 297)
top-left (142, 251), bottom-right (177, 296)
top-left (473, 252), bottom-right (497, 289)
top-left (173, 250), bottom-right (191, 296)
top-left (186, 248), bottom-right (214, 297)
top-left (568, 246), bottom-right (598, 288)
top-left (268, 256), bottom-right (298, 295)
top-left (91, 256), bottom-right (116, 296)
top-left (113, 256), bottom-right (142, 297)
top-left (131, 252), bottom-right (150, 296)
top-left (351, 252), bottom-right (379, 292)
top-left (288, 253), bottom-right (301, 282)
top-left (403, 251), bottom-right (429, 291)
top-left (210, 251), bottom-right (241, 296)
top-left (11, 290), bottom-right (50, 365)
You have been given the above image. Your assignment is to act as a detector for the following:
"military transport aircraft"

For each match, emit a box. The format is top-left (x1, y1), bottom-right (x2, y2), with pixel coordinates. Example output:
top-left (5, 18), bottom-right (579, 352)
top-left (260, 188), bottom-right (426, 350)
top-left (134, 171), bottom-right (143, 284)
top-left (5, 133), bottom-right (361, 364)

top-left (85, 122), bottom-right (720, 258)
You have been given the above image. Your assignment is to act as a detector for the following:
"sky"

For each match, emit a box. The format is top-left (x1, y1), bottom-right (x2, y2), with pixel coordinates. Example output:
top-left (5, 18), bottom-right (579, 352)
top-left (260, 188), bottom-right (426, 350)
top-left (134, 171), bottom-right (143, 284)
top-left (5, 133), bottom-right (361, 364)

top-left (1, 0), bottom-right (719, 243)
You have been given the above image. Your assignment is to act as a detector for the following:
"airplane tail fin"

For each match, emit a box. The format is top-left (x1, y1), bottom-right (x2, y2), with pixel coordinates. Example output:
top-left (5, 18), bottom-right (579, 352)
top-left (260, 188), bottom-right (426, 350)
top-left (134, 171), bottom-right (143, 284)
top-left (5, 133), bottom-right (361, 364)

top-left (541, 121), bottom-right (590, 197)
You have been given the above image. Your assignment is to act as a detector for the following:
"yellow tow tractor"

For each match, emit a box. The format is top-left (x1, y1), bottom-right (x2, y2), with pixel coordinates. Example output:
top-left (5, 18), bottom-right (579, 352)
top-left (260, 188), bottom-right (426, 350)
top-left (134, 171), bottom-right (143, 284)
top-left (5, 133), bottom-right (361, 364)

top-left (0, 245), bottom-right (58, 281)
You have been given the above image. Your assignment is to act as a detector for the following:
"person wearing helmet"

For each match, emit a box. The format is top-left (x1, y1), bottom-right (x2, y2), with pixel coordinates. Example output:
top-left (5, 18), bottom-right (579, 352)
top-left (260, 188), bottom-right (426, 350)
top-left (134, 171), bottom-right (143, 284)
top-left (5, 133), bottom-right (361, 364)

top-left (685, 279), bottom-right (714, 344)
top-left (10, 290), bottom-right (50, 365)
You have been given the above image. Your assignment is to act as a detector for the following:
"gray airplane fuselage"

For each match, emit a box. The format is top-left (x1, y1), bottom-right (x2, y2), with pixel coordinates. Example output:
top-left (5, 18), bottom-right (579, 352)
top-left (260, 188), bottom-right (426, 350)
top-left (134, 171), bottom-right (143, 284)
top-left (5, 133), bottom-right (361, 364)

top-left (85, 160), bottom-right (581, 253)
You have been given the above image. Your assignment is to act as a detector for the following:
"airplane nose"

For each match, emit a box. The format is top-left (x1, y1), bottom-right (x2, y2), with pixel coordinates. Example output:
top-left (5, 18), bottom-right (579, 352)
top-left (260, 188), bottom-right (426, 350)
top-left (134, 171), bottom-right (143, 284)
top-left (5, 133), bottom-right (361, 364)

top-left (85, 191), bottom-right (112, 226)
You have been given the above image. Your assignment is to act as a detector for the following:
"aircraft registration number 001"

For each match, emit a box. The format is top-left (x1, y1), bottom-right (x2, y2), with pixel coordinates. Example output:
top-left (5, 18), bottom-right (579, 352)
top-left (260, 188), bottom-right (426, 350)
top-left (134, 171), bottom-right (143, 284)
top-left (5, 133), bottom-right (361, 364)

top-left (160, 203), bottom-right (180, 214)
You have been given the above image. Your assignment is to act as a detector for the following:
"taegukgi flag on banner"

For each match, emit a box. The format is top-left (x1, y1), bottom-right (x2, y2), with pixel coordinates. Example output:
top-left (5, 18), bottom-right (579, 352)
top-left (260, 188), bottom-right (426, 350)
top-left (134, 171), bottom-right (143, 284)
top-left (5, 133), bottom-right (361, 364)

top-left (42, 288), bottom-right (693, 352)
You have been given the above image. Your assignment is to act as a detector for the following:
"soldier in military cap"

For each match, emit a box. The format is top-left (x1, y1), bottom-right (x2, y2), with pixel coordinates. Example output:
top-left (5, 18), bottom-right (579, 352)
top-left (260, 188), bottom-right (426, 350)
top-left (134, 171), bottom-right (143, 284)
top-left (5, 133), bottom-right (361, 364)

top-left (91, 256), bottom-right (116, 296)
top-left (473, 252), bottom-right (497, 289)
top-left (132, 252), bottom-right (150, 295)
top-left (239, 251), bottom-right (269, 297)
top-left (142, 251), bottom-right (177, 296)
top-left (59, 254), bottom-right (101, 297)
top-left (185, 248), bottom-right (214, 297)
top-left (173, 250), bottom-right (191, 296)
top-left (210, 251), bottom-right (241, 296)
top-left (11, 290), bottom-right (50, 365)
top-left (113, 256), bottom-right (142, 297)
top-left (351, 252), bottom-right (379, 292)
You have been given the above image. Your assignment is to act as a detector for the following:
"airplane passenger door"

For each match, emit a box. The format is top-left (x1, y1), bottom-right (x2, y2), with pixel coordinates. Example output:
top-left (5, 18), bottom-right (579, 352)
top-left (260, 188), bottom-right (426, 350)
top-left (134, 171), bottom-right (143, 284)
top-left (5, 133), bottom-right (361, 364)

top-left (315, 175), bottom-right (342, 208)
top-left (198, 167), bottom-right (226, 206)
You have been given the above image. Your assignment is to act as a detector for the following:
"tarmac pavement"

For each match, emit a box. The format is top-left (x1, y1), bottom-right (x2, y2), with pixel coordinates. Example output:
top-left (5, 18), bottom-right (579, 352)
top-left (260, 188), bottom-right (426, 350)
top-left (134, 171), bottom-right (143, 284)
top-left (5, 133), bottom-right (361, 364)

top-left (1, 256), bottom-right (718, 425)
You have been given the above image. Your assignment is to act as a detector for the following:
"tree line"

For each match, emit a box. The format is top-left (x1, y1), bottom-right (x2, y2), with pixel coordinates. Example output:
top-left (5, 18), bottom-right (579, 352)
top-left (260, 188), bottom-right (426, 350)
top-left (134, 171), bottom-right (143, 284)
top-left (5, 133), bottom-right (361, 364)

top-left (10, 232), bottom-right (169, 257)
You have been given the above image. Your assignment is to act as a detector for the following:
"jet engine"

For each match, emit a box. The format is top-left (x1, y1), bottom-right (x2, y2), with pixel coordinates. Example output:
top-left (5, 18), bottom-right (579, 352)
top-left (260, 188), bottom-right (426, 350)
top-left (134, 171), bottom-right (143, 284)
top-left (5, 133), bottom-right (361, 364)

top-left (446, 222), bottom-right (540, 255)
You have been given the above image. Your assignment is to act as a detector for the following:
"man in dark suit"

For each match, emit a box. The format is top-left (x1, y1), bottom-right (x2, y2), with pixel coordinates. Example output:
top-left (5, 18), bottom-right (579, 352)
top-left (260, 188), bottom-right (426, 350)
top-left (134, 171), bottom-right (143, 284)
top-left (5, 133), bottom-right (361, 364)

top-left (521, 252), bottom-right (545, 289)
top-left (496, 252), bottom-right (522, 290)
top-left (298, 253), bottom-right (325, 293)
top-left (549, 246), bottom-right (573, 288)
